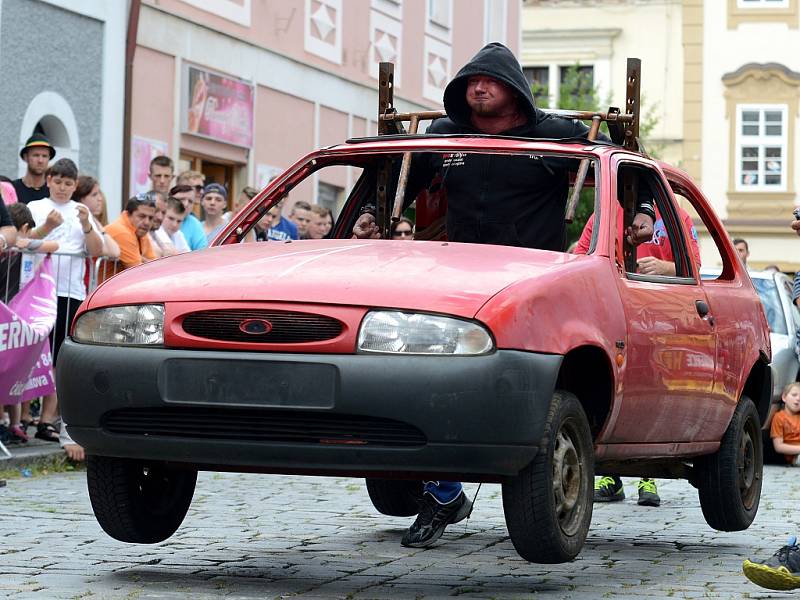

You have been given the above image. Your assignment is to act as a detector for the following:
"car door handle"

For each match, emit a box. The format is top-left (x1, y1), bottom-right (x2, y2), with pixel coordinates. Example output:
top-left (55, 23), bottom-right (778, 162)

top-left (696, 300), bottom-right (715, 326)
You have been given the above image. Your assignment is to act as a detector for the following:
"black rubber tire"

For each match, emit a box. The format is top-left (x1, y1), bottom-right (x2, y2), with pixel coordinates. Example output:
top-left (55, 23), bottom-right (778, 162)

top-left (365, 478), bottom-right (424, 517)
top-left (696, 396), bottom-right (762, 531)
top-left (502, 390), bottom-right (594, 563)
top-left (87, 455), bottom-right (197, 543)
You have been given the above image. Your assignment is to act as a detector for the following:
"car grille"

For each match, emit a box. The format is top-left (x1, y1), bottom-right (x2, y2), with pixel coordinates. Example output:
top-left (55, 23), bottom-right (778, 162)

top-left (102, 407), bottom-right (427, 447)
top-left (181, 309), bottom-right (343, 343)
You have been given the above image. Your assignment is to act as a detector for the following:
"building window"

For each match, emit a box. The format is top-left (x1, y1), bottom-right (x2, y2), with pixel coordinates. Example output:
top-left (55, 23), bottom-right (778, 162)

top-left (426, 0), bottom-right (452, 42)
top-left (523, 67), bottom-right (549, 106)
top-left (737, 0), bottom-right (789, 7)
top-left (522, 64), bottom-right (594, 109)
top-left (317, 181), bottom-right (343, 212)
top-left (483, 0), bottom-right (507, 45)
top-left (736, 105), bottom-right (787, 190)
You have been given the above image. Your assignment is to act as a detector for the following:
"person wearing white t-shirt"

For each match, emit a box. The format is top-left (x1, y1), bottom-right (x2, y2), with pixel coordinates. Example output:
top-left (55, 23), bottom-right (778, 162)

top-left (27, 158), bottom-right (103, 442)
top-left (154, 197), bottom-right (190, 254)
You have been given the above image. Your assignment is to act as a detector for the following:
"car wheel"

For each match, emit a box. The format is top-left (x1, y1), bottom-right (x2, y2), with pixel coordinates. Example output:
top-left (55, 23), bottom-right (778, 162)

top-left (365, 478), bottom-right (423, 517)
top-left (502, 390), bottom-right (594, 563)
top-left (87, 455), bottom-right (197, 543)
top-left (696, 396), bottom-right (762, 531)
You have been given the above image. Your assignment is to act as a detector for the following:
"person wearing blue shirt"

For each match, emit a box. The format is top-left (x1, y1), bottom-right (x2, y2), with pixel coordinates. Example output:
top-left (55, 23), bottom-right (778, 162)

top-left (170, 184), bottom-right (207, 250)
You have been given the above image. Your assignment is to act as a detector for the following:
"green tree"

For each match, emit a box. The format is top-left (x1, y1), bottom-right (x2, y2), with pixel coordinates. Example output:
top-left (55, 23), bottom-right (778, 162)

top-left (541, 64), bottom-right (661, 244)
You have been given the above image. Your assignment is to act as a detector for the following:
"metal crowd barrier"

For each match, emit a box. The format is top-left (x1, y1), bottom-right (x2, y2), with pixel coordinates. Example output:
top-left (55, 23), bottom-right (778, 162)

top-left (1, 247), bottom-right (119, 358)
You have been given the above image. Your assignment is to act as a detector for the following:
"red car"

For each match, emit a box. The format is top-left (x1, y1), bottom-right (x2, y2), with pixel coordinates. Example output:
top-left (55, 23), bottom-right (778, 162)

top-left (58, 134), bottom-right (771, 564)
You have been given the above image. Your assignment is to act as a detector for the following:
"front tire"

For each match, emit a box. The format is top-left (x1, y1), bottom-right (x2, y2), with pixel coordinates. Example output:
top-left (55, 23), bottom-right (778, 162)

top-left (365, 478), bottom-right (423, 517)
top-left (502, 390), bottom-right (594, 563)
top-left (87, 455), bottom-right (197, 543)
top-left (696, 396), bottom-right (762, 531)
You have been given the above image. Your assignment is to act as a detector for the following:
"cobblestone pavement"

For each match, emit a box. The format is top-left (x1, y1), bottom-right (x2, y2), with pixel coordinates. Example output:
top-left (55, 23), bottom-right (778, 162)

top-left (2, 465), bottom-right (799, 599)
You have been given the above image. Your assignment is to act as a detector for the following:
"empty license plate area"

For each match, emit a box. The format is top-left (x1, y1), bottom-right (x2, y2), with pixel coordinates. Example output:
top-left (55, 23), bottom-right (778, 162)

top-left (160, 358), bottom-right (337, 409)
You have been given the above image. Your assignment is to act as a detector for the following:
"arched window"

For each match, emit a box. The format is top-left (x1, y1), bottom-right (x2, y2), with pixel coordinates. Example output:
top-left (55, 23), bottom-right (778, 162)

top-left (18, 91), bottom-right (80, 176)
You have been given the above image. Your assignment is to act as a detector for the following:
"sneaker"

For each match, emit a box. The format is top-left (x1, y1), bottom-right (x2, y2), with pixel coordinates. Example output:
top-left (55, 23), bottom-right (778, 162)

top-left (637, 478), bottom-right (661, 507)
top-left (401, 491), bottom-right (472, 548)
top-left (594, 476), bottom-right (624, 502)
top-left (743, 537), bottom-right (800, 590)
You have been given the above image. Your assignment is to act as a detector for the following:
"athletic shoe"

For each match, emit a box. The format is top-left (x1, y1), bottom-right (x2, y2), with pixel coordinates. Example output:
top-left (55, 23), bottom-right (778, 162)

top-left (401, 491), bottom-right (472, 548)
top-left (637, 478), bottom-right (661, 507)
top-left (743, 537), bottom-right (800, 590)
top-left (593, 476), bottom-right (624, 502)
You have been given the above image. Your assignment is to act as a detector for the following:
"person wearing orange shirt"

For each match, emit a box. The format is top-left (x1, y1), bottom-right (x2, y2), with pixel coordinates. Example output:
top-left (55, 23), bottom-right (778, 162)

top-left (102, 194), bottom-right (157, 280)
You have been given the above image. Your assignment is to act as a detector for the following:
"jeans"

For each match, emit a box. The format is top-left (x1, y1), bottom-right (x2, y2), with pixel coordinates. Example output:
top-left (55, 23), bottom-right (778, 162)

top-left (423, 480), bottom-right (462, 503)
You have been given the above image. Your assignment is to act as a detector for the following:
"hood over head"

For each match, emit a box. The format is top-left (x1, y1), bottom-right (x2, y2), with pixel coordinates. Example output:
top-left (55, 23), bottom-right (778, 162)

top-left (442, 43), bottom-right (537, 128)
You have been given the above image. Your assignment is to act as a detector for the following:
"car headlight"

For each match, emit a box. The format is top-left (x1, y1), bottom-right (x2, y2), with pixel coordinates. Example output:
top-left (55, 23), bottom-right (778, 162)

top-left (358, 311), bottom-right (493, 355)
top-left (72, 304), bottom-right (164, 346)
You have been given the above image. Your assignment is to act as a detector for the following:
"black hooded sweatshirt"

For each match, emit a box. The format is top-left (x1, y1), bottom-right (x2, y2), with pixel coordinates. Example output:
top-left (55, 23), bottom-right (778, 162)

top-left (416, 42), bottom-right (652, 251)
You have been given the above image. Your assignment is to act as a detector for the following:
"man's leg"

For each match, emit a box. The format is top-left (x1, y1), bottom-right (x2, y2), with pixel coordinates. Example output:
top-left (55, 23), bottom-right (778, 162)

top-left (401, 481), bottom-right (472, 548)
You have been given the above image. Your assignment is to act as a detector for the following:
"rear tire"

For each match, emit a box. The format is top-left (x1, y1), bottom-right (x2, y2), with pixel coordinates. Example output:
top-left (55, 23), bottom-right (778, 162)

top-left (696, 396), bottom-right (762, 531)
top-left (365, 478), bottom-right (423, 517)
top-left (502, 390), bottom-right (594, 563)
top-left (87, 455), bottom-right (197, 543)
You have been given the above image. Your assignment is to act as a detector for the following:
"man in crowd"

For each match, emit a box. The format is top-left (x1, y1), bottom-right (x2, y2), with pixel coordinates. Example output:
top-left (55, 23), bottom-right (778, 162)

top-left (289, 200), bottom-right (313, 238)
top-left (200, 183), bottom-right (228, 244)
top-left (170, 184), bottom-right (207, 250)
top-left (176, 170), bottom-right (205, 213)
top-left (734, 238), bottom-right (750, 266)
top-left (13, 134), bottom-right (55, 204)
top-left (146, 191), bottom-right (178, 257)
top-left (103, 194), bottom-right (157, 278)
top-left (149, 155), bottom-right (174, 195)
top-left (353, 42), bottom-right (656, 549)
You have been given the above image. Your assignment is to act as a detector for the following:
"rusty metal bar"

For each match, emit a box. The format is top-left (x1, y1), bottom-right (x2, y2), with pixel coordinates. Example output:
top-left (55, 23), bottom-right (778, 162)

top-left (378, 63), bottom-right (394, 136)
top-left (564, 114), bottom-right (602, 223)
top-left (624, 58), bottom-right (641, 151)
top-left (390, 115), bottom-right (420, 223)
top-left (380, 108), bottom-right (634, 128)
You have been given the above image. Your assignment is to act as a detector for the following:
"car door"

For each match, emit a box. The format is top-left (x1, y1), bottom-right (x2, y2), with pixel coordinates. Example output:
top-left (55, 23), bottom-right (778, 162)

top-left (606, 159), bottom-right (718, 444)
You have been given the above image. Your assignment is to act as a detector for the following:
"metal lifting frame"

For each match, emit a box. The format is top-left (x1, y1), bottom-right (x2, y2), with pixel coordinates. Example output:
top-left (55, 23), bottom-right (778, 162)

top-left (377, 59), bottom-right (643, 234)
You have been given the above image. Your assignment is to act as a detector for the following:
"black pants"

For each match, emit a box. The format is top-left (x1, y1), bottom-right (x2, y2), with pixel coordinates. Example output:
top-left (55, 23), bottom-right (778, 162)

top-left (50, 296), bottom-right (81, 369)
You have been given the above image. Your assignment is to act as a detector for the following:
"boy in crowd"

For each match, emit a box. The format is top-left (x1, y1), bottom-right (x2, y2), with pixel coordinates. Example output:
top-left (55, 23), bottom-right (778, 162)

top-left (200, 183), bottom-right (228, 244)
top-left (169, 184), bottom-right (207, 250)
top-left (265, 199), bottom-right (298, 241)
top-left (155, 197), bottom-right (190, 254)
top-left (27, 158), bottom-right (103, 442)
top-left (289, 200), bottom-right (313, 238)
top-left (769, 382), bottom-right (800, 464)
top-left (149, 155), bottom-right (174, 195)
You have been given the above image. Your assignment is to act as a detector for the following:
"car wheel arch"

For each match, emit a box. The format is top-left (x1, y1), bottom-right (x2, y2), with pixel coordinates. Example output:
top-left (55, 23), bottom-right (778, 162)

top-left (555, 345), bottom-right (614, 440)
top-left (742, 351), bottom-right (772, 426)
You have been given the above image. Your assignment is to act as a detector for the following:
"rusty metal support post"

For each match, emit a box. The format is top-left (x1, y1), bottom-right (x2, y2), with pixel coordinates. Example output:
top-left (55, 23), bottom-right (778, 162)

top-left (624, 58), bottom-right (641, 151)
top-left (391, 115), bottom-right (420, 224)
top-left (565, 114), bottom-right (602, 223)
top-left (378, 63), bottom-right (394, 136)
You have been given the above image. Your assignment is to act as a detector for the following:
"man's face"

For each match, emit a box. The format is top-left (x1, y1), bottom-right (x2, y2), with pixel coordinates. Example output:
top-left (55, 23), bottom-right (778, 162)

top-left (151, 196), bottom-right (167, 230)
top-left (202, 192), bottom-right (226, 217)
top-left (149, 164), bottom-right (173, 193)
top-left (173, 190), bottom-right (194, 211)
top-left (25, 148), bottom-right (51, 177)
top-left (308, 213), bottom-right (329, 239)
top-left (129, 205), bottom-right (155, 238)
top-left (47, 174), bottom-right (76, 203)
top-left (189, 177), bottom-right (204, 205)
top-left (162, 209), bottom-right (185, 236)
top-left (290, 208), bottom-right (312, 235)
top-left (466, 75), bottom-right (517, 117)
top-left (734, 242), bottom-right (749, 264)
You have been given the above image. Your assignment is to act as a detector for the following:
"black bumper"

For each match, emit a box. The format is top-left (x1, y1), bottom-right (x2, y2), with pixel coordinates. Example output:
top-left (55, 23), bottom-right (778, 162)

top-left (57, 340), bottom-right (561, 479)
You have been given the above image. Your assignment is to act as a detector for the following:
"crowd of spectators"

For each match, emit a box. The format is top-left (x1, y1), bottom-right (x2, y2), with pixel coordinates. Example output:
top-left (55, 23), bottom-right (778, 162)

top-left (1, 134), bottom-right (339, 461)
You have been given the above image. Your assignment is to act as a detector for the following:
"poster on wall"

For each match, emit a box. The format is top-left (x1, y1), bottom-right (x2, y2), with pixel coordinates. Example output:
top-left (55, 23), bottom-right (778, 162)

top-left (130, 136), bottom-right (169, 197)
top-left (256, 164), bottom-right (283, 190)
top-left (183, 63), bottom-right (254, 148)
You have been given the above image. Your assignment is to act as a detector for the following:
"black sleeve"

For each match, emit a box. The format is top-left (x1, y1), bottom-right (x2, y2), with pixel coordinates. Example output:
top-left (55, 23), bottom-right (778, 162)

top-left (0, 200), bottom-right (12, 228)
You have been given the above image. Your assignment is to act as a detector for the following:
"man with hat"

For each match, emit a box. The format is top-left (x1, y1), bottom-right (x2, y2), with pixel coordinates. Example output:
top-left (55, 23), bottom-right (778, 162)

top-left (200, 182), bottom-right (228, 244)
top-left (13, 133), bottom-right (56, 205)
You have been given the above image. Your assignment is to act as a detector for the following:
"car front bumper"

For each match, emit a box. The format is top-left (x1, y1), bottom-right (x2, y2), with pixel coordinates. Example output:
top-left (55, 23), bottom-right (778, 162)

top-left (57, 339), bottom-right (562, 480)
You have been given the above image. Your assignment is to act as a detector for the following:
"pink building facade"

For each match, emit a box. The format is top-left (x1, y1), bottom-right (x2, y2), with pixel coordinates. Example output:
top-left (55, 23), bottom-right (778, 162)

top-left (128, 0), bottom-right (520, 216)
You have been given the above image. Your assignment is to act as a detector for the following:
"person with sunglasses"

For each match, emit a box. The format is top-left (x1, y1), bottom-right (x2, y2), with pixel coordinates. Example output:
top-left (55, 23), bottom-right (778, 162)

top-left (101, 193), bottom-right (157, 281)
top-left (391, 218), bottom-right (414, 240)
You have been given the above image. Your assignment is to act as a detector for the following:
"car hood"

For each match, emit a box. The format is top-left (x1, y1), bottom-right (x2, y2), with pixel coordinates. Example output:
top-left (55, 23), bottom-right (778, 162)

top-left (89, 240), bottom-right (584, 318)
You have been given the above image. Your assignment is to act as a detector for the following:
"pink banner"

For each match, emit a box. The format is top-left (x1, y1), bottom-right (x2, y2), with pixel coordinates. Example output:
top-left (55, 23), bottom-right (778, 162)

top-left (185, 64), bottom-right (254, 147)
top-left (0, 257), bottom-right (57, 404)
